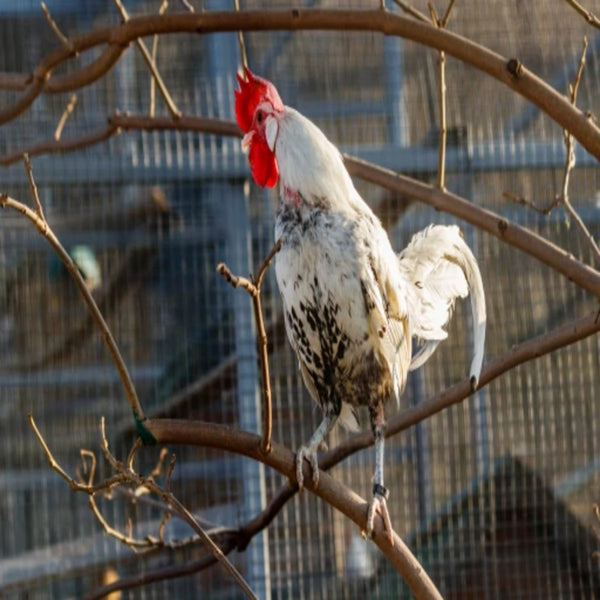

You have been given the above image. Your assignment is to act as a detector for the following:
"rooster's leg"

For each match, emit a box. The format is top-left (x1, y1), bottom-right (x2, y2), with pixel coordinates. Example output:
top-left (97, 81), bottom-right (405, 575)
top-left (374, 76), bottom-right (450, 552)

top-left (296, 411), bottom-right (337, 490)
top-left (365, 403), bottom-right (394, 544)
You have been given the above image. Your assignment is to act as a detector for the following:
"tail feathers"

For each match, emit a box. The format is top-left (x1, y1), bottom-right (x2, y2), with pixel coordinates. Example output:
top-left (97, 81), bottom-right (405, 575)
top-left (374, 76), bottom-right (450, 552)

top-left (400, 225), bottom-right (486, 386)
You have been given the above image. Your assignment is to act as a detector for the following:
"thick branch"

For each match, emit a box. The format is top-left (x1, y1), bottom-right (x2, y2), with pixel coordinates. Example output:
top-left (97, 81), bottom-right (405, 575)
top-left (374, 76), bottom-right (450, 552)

top-left (87, 307), bottom-right (600, 598)
top-left (140, 309), bottom-right (600, 598)
top-left (0, 10), bottom-right (599, 160)
top-left (144, 419), bottom-right (442, 599)
top-left (344, 155), bottom-right (600, 297)
top-left (1, 113), bottom-right (597, 296)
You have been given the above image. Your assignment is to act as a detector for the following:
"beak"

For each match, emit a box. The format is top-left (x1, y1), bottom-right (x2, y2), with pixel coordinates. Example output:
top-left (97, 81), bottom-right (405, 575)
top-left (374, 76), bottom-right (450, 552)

top-left (241, 131), bottom-right (254, 153)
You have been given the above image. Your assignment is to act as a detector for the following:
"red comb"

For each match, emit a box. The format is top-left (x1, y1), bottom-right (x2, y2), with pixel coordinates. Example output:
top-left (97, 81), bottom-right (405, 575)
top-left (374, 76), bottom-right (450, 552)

top-left (234, 66), bottom-right (283, 133)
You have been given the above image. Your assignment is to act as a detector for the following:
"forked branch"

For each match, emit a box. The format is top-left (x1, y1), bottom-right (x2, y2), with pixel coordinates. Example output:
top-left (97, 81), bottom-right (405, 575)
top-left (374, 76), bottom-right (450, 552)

top-left (217, 237), bottom-right (283, 454)
top-left (504, 36), bottom-right (600, 262)
top-left (29, 414), bottom-right (258, 600)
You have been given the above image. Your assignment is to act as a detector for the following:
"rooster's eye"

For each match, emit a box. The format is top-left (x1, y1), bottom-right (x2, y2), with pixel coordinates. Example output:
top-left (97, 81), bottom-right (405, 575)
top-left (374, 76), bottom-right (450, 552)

top-left (256, 111), bottom-right (263, 124)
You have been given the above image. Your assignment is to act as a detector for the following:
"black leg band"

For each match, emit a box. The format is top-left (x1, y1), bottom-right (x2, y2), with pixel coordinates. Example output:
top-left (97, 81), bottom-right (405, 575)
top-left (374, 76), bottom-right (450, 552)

top-left (373, 483), bottom-right (389, 500)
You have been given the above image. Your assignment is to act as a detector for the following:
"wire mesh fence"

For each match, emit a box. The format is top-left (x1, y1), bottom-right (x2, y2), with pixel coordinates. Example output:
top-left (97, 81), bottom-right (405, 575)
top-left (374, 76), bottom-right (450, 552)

top-left (0, 0), bottom-right (598, 598)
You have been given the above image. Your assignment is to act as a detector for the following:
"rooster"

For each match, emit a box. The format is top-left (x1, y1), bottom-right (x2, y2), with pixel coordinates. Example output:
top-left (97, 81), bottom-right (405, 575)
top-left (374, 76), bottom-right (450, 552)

top-left (234, 67), bottom-right (486, 542)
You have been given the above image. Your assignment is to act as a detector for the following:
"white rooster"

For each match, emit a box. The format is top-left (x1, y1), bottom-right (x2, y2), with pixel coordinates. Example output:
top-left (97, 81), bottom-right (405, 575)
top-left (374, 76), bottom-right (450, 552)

top-left (234, 67), bottom-right (486, 542)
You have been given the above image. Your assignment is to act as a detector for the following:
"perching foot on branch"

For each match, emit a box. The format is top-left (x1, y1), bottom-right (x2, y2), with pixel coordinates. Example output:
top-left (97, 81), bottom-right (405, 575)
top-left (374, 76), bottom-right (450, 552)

top-left (296, 443), bottom-right (321, 490)
top-left (365, 483), bottom-right (394, 545)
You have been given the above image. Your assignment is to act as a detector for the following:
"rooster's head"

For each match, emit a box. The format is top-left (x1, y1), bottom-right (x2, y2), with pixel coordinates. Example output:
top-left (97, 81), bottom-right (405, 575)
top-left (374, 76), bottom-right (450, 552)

top-left (235, 66), bottom-right (284, 188)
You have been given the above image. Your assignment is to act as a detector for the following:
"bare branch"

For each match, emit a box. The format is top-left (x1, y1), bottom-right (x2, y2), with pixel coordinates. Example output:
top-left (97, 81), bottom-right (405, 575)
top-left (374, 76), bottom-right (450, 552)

top-left (113, 0), bottom-right (182, 119)
top-left (40, 2), bottom-right (75, 52)
top-left (138, 310), bottom-right (600, 598)
top-left (0, 113), bottom-right (596, 295)
top-left (564, 0), bottom-right (600, 28)
top-left (23, 153), bottom-right (45, 221)
top-left (0, 10), bottom-right (599, 162)
top-left (217, 237), bottom-right (282, 454)
top-left (126, 309), bottom-right (599, 597)
top-left (0, 193), bottom-right (146, 420)
top-left (150, 0), bottom-right (169, 117)
top-left (54, 93), bottom-right (78, 140)
top-left (233, 0), bottom-right (249, 71)
top-left (392, 0), bottom-right (429, 22)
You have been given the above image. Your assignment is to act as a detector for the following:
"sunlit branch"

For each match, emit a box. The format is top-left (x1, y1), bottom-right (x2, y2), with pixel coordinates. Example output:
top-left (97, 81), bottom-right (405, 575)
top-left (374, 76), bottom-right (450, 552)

top-left (217, 237), bottom-right (283, 455)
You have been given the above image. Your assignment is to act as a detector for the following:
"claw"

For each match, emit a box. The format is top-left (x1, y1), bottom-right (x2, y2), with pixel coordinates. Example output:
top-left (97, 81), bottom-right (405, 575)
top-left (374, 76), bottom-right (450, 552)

top-left (296, 445), bottom-right (319, 490)
top-left (364, 485), bottom-right (394, 545)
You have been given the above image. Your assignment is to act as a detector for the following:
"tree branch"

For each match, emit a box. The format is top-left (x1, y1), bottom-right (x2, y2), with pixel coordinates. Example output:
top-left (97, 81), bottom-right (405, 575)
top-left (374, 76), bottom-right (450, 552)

top-left (30, 414), bottom-right (259, 600)
top-left (564, 0), bottom-right (600, 28)
top-left (97, 308), bottom-right (598, 597)
top-left (343, 154), bottom-right (600, 297)
top-left (0, 190), bottom-right (145, 421)
top-left (0, 10), bottom-right (599, 160)
top-left (113, 0), bottom-right (181, 119)
top-left (217, 237), bottom-right (282, 455)
top-left (144, 419), bottom-right (443, 599)
top-left (504, 36), bottom-right (600, 263)
top-left (1, 112), bottom-right (597, 296)
top-left (40, 2), bottom-right (75, 53)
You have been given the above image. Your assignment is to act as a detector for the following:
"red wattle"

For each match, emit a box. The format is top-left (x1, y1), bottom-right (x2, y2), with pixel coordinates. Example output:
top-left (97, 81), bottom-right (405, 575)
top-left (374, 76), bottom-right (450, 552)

top-left (249, 138), bottom-right (279, 188)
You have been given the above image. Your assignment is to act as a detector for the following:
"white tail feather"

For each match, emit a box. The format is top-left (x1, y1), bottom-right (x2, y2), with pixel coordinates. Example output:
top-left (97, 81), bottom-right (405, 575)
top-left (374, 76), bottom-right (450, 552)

top-left (400, 225), bottom-right (486, 386)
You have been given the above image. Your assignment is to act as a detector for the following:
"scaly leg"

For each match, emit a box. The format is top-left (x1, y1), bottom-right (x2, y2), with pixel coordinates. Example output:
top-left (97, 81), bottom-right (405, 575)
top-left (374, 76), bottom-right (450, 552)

top-left (296, 411), bottom-right (337, 490)
top-left (365, 403), bottom-right (394, 544)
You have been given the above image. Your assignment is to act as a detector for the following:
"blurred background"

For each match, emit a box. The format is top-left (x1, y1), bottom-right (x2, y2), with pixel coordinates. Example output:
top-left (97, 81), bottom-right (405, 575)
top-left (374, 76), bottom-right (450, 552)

top-left (0, 0), bottom-right (598, 598)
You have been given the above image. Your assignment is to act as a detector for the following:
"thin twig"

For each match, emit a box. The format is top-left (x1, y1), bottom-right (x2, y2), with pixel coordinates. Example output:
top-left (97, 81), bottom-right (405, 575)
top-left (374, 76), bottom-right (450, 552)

top-left (0, 193), bottom-right (145, 420)
top-left (233, 0), bottom-right (249, 71)
top-left (179, 0), bottom-right (195, 11)
top-left (23, 154), bottom-right (45, 221)
top-left (217, 237), bottom-right (282, 454)
top-left (29, 414), bottom-right (127, 493)
top-left (0, 113), bottom-right (596, 296)
top-left (436, 48), bottom-right (447, 189)
top-left (428, 1), bottom-right (456, 190)
top-left (31, 413), bottom-right (258, 599)
top-left (502, 191), bottom-right (561, 215)
top-left (392, 0), bottom-right (429, 22)
top-left (564, 0), bottom-right (600, 28)
top-left (150, 0), bottom-right (169, 117)
top-left (440, 0), bottom-right (456, 27)
top-left (113, 0), bottom-right (182, 119)
top-left (561, 37), bottom-right (600, 260)
top-left (54, 93), bottom-right (78, 140)
top-left (504, 36), bottom-right (599, 262)
top-left (40, 2), bottom-right (75, 52)
top-left (100, 419), bottom-right (258, 599)
top-left (561, 36), bottom-right (587, 204)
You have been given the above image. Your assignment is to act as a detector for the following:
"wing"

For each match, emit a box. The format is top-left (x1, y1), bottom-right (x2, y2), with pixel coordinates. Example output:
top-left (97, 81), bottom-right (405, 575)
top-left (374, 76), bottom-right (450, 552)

top-left (358, 228), bottom-right (412, 407)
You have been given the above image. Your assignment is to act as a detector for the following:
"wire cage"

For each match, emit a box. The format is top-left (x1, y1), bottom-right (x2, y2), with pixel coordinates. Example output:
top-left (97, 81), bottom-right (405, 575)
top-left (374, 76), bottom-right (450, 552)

top-left (0, 0), bottom-right (599, 598)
